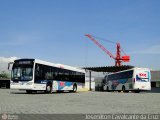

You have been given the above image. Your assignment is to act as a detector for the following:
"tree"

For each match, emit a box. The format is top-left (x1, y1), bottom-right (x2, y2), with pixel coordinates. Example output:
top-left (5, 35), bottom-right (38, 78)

top-left (0, 71), bottom-right (10, 79)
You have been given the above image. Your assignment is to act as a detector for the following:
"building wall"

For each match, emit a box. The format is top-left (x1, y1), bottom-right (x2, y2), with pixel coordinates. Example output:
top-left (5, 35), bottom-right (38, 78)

top-left (151, 71), bottom-right (160, 81)
top-left (85, 71), bottom-right (105, 91)
top-left (85, 81), bottom-right (95, 90)
top-left (151, 70), bottom-right (160, 87)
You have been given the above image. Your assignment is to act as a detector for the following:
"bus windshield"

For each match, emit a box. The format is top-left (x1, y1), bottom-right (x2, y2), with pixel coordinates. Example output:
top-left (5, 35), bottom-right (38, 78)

top-left (12, 66), bottom-right (33, 81)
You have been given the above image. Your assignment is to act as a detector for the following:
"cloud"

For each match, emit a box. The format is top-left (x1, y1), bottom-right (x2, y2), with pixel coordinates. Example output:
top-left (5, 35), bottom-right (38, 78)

top-left (130, 45), bottom-right (160, 54)
top-left (0, 57), bottom-right (19, 72)
top-left (0, 57), bottom-right (18, 63)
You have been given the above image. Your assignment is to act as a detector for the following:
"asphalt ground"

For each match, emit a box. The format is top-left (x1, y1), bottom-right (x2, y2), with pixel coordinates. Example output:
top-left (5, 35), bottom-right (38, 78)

top-left (0, 89), bottom-right (160, 120)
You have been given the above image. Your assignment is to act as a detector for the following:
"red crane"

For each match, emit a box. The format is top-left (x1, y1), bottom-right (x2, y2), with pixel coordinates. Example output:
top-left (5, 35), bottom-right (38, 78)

top-left (85, 34), bottom-right (130, 66)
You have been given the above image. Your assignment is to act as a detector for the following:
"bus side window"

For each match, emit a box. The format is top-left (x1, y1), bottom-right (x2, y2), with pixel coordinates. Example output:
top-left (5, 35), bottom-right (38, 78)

top-left (35, 64), bottom-right (39, 77)
top-left (44, 65), bottom-right (53, 80)
top-left (52, 67), bottom-right (57, 80)
top-left (35, 64), bottom-right (44, 80)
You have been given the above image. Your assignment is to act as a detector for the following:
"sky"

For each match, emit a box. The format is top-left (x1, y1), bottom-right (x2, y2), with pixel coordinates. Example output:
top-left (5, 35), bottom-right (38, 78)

top-left (0, 0), bottom-right (160, 70)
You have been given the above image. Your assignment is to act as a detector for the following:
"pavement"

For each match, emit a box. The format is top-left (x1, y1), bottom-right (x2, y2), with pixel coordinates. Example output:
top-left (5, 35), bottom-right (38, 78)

top-left (0, 89), bottom-right (160, 114)
top-left (0, 88), bottom-right (160, 120)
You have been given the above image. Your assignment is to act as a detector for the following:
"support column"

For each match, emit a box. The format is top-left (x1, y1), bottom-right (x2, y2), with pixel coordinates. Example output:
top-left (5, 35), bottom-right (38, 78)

top-left (89, 71), bottom-right (92, 91)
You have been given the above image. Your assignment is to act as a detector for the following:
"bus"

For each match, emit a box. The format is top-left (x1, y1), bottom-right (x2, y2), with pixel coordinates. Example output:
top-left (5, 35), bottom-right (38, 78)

top-left (103, 67), bottom-right (151, 93)
top-left (8, 58), bottom-right (85, 93)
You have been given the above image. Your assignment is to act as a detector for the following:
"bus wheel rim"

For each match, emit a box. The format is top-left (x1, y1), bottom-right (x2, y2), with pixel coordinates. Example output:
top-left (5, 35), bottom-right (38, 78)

top-left (73, 86), bottom-right (76, 91)
top-left (47, 85), bottom-right (51, 92)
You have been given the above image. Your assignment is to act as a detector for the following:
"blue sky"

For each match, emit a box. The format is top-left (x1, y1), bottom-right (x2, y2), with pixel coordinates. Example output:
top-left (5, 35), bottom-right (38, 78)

top-left (0, 0), bottom-right (160, 70)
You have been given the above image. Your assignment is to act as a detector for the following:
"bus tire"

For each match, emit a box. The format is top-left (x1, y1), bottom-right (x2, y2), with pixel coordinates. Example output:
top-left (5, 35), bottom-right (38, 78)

top-left (125, 90), bottom-right (129, 93)
top-left (122, 86), bottom-right (125, 92)
top-left (72, 84), bottom-right (77, 93)
top-left (45, 83), bottom-right (52, 94)
top-left (26, 90), bottom-right (32, 94)
top-left (134, 90), bottom-right (140, 93)
top-left (103, 86), bottom-right (106, 91)
top-left (107, 86), bottom-right (110, 92)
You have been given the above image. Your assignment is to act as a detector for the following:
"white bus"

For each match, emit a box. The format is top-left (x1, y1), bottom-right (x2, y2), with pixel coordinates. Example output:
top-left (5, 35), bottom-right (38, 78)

top-left (103, 67), bottom-right (151, 93)
top-left (8, 58), bottom-right (85, 93)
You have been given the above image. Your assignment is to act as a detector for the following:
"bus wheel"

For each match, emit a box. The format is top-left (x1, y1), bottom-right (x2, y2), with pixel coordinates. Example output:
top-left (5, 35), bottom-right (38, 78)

top-left (45, 83), bottom-right (52, 94)
top-left (107, 86), bottom-right (110, 92)
top-left (103, 86), bottom-right (106, 91)
top-left (72, 84), bottom-right (77, 92)
top-left (125, 90), bottom-right (129, 93)
top-left (122, 86), bottom-right (125, 92)
top-left (26, 90), bottom-right (32, 94)
top-left (134, 90), bottom-right (140, 93)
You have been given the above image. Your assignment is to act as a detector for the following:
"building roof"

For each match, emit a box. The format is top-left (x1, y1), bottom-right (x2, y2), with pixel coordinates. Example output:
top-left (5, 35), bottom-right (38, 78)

top-left (84, 65), bottom-right (134, 72)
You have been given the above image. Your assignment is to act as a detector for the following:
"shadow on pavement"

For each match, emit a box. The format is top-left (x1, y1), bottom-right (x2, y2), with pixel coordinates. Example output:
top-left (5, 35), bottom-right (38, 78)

top-left (147, 87), bottom-right (160, 93)
top-left (10, 90), bottom-right (77, 95)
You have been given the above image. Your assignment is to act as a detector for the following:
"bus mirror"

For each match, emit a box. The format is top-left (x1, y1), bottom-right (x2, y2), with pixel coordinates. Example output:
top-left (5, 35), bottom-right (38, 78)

top-left (8, 62), bottom-right (14, 70)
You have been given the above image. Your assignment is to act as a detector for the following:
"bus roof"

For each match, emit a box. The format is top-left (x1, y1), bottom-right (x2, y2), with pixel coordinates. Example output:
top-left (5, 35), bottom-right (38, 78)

top-left (14, 58), bottom-right (85, 73)
top-left (105, 67), bottom-right (150, 76)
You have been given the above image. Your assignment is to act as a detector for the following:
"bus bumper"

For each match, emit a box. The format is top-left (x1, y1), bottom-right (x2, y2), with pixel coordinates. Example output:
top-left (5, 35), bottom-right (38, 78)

top-left (133, 87), bottom-right (151, 91)
top-left (10, 85), bottom-right (33, 90)
top-left (10, 82), bottom-right (46, 90)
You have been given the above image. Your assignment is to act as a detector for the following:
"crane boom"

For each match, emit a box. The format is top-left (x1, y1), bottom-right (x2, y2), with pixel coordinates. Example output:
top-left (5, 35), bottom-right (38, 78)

top-left (85, 34), bottom-right (130, 66)
top-left (85, 34), bottom-right (115, 60)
